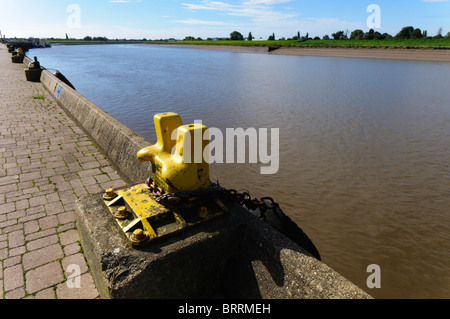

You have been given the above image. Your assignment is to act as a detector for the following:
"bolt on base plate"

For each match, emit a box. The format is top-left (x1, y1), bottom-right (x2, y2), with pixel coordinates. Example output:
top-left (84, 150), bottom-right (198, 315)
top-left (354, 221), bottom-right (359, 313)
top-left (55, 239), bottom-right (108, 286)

top-left (102, 184), bottom-right (228, 247)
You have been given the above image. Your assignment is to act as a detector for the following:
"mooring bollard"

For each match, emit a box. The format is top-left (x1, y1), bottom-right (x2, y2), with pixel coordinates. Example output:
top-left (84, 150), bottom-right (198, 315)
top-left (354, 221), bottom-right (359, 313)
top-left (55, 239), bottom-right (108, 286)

top-left (11, 47), bottom-right (24, 63)
top-left (137, 112), bottom-right (211, 193)
top-left (101, 112), bottom-right (228, 247)
top-left (24, 56), bottom-right (42, 82)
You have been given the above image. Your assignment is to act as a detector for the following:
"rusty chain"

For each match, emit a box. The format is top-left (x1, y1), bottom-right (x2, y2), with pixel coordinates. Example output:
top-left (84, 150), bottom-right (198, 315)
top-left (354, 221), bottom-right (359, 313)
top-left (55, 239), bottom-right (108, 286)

top-left (146, 177), bottom-right (226, 208)
top-left (145, 177), bottom-right (277, 221)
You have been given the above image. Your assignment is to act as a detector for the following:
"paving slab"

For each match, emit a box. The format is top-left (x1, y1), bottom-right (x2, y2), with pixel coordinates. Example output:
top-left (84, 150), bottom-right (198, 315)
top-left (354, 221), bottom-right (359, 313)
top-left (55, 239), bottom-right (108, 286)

top-left (0, 44), bottom-right (127, 299)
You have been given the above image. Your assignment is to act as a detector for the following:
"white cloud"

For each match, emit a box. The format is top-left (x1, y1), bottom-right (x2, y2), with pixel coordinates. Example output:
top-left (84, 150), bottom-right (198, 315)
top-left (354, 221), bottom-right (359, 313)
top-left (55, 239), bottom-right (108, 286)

top-left (108, 0), bottom-right (142, 3)
top-left (182, 1), bottom-right (234, 11)
top-left (172, 19), bottom-right (229, 25)
top-left (243, 0), bottom-right (293, 4)
top-left (182, 0), bottom-right (300, 23)
top-left (179, 0), bottom-right (369, 38)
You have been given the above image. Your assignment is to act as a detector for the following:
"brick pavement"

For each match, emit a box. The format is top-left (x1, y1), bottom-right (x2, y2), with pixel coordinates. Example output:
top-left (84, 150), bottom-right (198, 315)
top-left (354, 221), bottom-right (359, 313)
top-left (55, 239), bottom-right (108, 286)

top-left (0, 44), bottom-right (126, 299)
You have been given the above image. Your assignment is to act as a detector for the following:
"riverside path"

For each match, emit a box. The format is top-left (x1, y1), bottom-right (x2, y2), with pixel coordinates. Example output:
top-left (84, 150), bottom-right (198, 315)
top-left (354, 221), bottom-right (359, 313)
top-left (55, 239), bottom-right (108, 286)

top-left (0, 44), bottom-right (126, 299)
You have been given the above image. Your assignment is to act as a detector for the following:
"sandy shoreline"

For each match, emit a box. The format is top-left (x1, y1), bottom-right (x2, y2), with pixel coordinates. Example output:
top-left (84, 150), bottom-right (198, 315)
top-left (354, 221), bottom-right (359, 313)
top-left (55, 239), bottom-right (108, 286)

top-left (159, 44), bottom-right (450, 62)
top-left (273, 47), bottom-right (450, 62)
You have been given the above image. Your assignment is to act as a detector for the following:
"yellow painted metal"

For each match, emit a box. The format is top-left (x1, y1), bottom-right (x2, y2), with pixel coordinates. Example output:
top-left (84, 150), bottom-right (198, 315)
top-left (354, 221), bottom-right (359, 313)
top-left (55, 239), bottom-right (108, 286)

top-left (103, 188), bottom-right (118, 201)
top-left (102, 112), bottom-right (228, 247)
top-left (137, 112), bottom-right (211, 193)
top-left (102, 183), bottom-right (228, 247)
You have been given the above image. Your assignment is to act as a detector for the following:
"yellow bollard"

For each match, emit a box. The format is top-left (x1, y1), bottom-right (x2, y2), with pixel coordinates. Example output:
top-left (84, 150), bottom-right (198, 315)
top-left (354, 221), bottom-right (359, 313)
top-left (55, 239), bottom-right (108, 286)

top-left (137, 112), bottom-right (211, 194)
top-left (102, 112), bottom-right (226, 247)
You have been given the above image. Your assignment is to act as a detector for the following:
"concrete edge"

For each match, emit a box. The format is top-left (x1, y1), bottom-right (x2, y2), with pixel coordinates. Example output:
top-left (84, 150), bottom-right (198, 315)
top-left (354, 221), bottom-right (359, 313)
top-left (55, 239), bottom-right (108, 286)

top-left (27, 56), bottom-right (151, 185)
top-left (75, 192), bottom-right (373, 299)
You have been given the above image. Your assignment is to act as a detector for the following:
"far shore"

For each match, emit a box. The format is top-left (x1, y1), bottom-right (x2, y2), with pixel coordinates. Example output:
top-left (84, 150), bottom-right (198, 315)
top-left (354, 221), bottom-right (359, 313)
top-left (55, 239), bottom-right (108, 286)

top-left (158, 44), bottom-right (450, 62)
top-left (41, 41), bottom-right (450, 62)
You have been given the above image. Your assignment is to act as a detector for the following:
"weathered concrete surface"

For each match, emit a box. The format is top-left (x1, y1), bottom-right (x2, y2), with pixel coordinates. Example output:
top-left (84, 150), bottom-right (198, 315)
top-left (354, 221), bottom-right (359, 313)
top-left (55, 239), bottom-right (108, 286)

top-left (76, 191), bottom-right (372, 299)
top-left (0, 44), bottom-right (127, 299)
top-left (75, 192), bottom-right (240, 299)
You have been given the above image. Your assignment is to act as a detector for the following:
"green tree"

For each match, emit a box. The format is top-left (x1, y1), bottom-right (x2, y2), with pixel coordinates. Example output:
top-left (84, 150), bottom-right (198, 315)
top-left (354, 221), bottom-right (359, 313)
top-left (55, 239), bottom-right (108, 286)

top-left (230, 31), bottom-right (244, 40)
top-left (332, 30), bottom-right (345, 40)
top-left (248, 32), bottom-right (253, 41)
top-left (268, 33), bottom-right (275, 40)
top-left (323, 35), bottom-right (330, 40)
top-left (395, 26), bottom-right (414, 39)
top-left (83, 36), bottom-right (92, 41)
top-left (410, 28), bottom-right (422, 39)
top-left (375, 31), bottom-right (386, 40)
top-left (350, 29), bottom-right (364, 40)
top-left (364, 29), bottom-right (375, 40)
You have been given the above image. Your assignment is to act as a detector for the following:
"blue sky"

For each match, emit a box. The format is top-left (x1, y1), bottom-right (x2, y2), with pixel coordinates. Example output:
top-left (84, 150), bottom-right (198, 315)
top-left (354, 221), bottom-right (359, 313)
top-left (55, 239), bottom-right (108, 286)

top-left (1, 0), bottom-right (449, 39)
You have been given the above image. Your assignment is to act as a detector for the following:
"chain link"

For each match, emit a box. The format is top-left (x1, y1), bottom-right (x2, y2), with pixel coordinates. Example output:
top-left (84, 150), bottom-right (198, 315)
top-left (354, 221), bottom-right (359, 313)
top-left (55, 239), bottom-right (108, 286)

top-left (146, 177), bottom-right (225, 207)
top-left (145, 177), bottom-right (279, 221)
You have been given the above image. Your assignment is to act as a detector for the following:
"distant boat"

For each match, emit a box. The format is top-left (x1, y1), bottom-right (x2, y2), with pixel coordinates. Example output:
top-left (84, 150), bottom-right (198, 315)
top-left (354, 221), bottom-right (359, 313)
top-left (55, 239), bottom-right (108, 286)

top-left (30, 38), bottom-right (51, 48)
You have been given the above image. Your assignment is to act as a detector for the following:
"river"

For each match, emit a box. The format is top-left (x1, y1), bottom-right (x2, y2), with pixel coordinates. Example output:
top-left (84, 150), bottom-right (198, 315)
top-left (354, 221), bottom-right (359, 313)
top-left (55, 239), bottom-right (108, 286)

top-left (28, 44), bottom-right (450, 299)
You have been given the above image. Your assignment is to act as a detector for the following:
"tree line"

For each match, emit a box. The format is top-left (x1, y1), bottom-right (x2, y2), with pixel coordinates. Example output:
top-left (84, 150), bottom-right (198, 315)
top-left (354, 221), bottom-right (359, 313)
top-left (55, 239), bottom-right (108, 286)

top-left (183, 26), bottom-right (449, 42)
top-left (64, 25), bottom-right (450, 43)
top-left (330, 26), bottom-right (448, 41)
top-left (81, 36), bottom-right (109, 41)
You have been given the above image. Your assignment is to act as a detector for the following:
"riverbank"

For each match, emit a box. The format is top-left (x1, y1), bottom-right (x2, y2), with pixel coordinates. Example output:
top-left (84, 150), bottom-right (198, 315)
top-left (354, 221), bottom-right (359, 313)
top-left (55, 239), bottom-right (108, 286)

top-left (271, 46), bottom-right (450, 62)
top-left (157, 44), bottom-right (450, 62)
top-left (42, 39), bottom-right (450, 62)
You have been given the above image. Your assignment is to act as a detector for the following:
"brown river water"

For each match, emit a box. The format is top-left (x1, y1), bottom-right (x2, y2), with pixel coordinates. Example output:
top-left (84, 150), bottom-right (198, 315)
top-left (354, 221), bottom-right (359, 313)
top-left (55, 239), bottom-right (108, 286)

top-left (28, 44), bottom-right (450, 298)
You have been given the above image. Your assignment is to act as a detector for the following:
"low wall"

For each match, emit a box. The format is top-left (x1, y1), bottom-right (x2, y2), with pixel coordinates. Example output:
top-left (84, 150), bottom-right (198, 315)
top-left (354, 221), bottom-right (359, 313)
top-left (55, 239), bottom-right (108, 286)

top-left (27, 55), bottom-right (151, 185)
top-left (76, 192), bottom-right (372, 299)
top-left (24, 55), bottom-right (372, 299)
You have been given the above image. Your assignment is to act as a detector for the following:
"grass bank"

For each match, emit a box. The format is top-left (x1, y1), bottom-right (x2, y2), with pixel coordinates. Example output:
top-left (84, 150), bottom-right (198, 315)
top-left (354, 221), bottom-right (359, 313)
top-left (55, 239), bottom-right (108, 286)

top-left (48, 38), bottom-right (450, 50)
top-left (146, 38), bottom-right (450, 49)
top-left (50, 40), bottom-right (146, 45)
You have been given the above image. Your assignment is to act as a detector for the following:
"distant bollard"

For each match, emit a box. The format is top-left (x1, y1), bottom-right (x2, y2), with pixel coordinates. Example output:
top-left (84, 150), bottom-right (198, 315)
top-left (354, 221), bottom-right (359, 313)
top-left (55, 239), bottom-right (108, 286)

top-left (11, 48), bottom-right (24, 63)
top-left (11, 55), bottom-right (24, 63)
top-left (25, 56), bottom-right (42, 82)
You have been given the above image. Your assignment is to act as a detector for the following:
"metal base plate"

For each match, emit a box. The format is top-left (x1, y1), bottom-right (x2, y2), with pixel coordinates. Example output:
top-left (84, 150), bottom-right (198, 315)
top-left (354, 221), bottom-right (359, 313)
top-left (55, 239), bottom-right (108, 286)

top-left (102, 184), bottom-right (228, 247)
